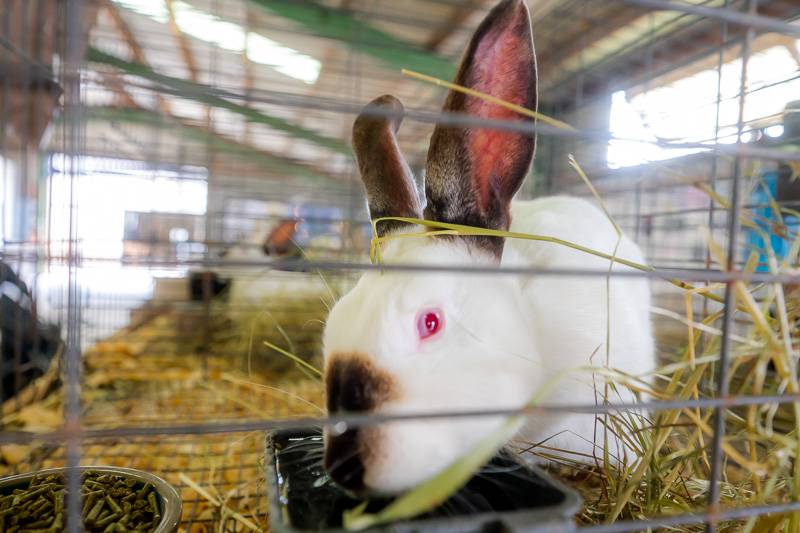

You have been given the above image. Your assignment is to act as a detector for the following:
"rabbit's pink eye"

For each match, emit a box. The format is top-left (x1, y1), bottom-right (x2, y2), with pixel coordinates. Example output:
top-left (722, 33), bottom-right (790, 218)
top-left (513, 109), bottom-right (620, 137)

top-left (417, 309), bottom-right (444, 340)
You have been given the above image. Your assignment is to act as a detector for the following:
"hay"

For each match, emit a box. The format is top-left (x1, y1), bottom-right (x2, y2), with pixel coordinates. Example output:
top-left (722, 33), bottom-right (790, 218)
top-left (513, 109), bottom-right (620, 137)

top-left (519, 183), bottom-right (800, 530)
top-left (0, 278), bottom-right (330, 532)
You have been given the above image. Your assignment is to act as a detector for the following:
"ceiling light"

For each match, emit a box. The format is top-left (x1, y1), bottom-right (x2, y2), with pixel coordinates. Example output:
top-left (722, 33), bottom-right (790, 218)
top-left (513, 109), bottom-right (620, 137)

top-left (111, 0), bottom-right (168, 23)
top-left (111, 0), bottom-right (320, 84)
top-left (246, 33), bottom-right (320, 84)
top-left (765, 124), bottom-right (784, 138)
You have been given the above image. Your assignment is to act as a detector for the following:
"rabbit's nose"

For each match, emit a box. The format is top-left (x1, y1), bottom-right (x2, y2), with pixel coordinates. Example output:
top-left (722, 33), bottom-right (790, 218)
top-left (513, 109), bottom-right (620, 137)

top-left (324, 357), bottom-right (394, 494)
top-left (325, 428), bottom-right (366, 493)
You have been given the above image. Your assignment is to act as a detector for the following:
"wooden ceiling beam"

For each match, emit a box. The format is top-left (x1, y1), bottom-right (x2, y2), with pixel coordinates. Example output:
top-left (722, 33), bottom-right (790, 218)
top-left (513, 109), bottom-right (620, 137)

top-left (250, 0), bottom-right (455, 77)
top-left (165, 0), bottom-right (200, 83)
top-left (425, 1), bottom-right (486, 52)
top-left (103, 0), bottom-right (147, 65)
top-left (543, 0), bottom-right (800, 107)
top-left (162, 0), bottom-right (212, 146)
top-left (88, 47), bottom-right (350, 154)
top-left (102, 0), bottom-right (172, 116)
top-left (83, 104), bottom-right (343, 183)
top-left (610, 0), bottom-right (800, 90)
top-left (537, 5), bottom-right (648, 80)
top-left (100, 71), bottom-right (139, 108)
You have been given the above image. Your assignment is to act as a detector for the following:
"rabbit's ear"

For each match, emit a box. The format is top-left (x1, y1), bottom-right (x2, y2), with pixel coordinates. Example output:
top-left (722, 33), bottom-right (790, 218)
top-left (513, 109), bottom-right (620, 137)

top-left (353, 95), bottom-right (422, 236)
top-left (424, 0), bottom-right (537, 257)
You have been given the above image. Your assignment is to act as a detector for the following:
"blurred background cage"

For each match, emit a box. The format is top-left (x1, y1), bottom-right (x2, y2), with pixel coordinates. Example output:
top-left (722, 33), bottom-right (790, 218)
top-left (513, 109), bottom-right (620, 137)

top-left (1, 0), bottom-right (800, 530)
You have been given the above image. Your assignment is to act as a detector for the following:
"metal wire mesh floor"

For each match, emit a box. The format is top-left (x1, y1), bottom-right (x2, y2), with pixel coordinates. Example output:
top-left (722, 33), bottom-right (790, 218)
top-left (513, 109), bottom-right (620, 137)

top-left (22, 433), bottom-right (269, 531)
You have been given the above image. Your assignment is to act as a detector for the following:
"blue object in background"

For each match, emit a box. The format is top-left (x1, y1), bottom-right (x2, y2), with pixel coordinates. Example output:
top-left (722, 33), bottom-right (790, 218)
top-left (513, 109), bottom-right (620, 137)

top-left (746, 170), bottom-right (799, 272)
top-left (294, 204), bottom-right (343, 247)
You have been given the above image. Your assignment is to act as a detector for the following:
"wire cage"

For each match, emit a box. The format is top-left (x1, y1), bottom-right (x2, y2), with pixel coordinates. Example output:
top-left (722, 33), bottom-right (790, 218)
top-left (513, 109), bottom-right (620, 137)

top-left (1, 0), bottom-right (800, 531)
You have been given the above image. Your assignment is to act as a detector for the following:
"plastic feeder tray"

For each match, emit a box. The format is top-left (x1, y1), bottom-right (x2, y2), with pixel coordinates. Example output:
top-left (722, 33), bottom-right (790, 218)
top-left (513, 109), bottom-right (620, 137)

top-left (266, 429), bottom-right (582, 533)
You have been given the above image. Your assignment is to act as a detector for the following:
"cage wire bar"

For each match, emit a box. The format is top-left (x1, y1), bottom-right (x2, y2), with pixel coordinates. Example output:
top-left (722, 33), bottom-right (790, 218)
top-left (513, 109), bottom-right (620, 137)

top-left (0, 0), bottom-right (800, 530)
top-left (64, 0), bottom-right (85, 531)
top-left (706, 0), bottom-right (755, 530)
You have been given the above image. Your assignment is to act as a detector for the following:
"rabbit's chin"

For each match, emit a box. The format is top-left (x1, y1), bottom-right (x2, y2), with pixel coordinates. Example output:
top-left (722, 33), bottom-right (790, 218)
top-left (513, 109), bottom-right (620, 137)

top-left (359, 415), bottom-right (519, 495)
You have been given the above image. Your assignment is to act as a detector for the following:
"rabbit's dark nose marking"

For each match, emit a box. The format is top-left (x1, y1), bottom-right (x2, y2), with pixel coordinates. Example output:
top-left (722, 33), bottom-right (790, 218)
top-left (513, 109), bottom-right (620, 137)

top-left (325, 428), bottom-right (366, 492)
top-left (325, 356), bottom-right (394, 492)
top-left (326, 356), bottom-right (394, 413)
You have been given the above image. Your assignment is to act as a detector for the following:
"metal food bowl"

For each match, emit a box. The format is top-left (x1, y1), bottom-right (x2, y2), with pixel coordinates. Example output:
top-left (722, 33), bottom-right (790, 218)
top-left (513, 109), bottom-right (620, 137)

top-left (0, 465), bottom-right (182, 532)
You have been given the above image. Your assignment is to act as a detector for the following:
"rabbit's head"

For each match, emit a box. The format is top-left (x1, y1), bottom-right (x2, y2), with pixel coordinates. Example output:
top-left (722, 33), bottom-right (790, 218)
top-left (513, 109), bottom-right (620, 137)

top-left (323, 0), bottom-right (539, 495)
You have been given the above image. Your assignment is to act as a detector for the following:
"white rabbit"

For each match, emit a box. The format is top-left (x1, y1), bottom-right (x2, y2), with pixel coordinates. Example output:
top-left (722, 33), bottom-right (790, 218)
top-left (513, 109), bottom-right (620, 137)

top-left (322, 0), bottom-right (655, 495)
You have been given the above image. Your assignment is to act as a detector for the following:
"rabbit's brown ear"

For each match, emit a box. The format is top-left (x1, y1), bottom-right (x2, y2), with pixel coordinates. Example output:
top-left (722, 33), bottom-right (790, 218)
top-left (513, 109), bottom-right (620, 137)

top-left (425, 0), bottom-right (537, 257)
top-left (353, 95), bottom-right (422, 237)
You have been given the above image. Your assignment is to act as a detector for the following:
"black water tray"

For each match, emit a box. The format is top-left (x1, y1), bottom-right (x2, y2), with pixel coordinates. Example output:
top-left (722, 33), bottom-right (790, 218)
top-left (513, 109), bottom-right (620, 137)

top-left (266, 429), bottom-right (582, 533)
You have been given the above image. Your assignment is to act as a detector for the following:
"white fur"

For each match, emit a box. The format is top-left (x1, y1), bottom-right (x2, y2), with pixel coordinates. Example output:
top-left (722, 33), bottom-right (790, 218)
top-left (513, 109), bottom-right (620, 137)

top-left (323, 196), bottom-right (655, 493)
top-left (506, 197), bottom-right (654, 460)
